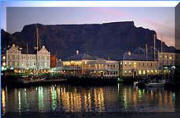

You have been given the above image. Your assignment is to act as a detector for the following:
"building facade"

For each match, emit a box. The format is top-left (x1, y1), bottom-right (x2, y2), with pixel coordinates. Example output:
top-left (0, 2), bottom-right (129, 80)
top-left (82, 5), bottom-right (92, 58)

top-left (120, 60), bottom-right (159, 77)
top-left (50, 55), bottom-right (58, 68)
top-left (62, 54), bottom-right (119, 78)
top-left (158, 52), bottom-right (175, 67)
top-left (6, 44), bottom-right (50, 70)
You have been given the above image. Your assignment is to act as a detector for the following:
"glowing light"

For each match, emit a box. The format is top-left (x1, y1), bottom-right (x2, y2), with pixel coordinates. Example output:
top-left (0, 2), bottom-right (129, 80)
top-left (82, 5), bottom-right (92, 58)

top-left (3, 62), bottom-right (6, 66)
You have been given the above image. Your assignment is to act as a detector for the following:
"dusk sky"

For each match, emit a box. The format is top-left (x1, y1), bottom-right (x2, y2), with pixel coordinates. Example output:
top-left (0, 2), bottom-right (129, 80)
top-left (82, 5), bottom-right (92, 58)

top-left (4, 7), bottom-right (175, 46)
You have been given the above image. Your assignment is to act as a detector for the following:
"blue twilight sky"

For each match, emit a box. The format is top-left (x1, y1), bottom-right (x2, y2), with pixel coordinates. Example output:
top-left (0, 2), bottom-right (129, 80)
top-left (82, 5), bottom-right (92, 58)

top-left (4, 7), bottom-right (175, 46)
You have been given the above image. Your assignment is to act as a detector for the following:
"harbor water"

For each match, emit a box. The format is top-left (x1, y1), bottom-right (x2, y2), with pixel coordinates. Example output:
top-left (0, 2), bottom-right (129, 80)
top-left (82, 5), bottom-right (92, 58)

top-left (2, 83), bottom-right (180, 117)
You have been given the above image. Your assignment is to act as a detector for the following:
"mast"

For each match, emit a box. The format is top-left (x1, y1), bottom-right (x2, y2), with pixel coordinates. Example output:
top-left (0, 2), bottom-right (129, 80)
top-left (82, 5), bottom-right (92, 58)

top-left (26, 43), bottom-right (29, 54)
top-left (36, 26), bottom-right (39, 70)
top-left (154, 34), bottom-right (156, 60)
top-left (145, 44), bottom-right (148, 61)
top-left (161, 35), bottom-right (163, 52)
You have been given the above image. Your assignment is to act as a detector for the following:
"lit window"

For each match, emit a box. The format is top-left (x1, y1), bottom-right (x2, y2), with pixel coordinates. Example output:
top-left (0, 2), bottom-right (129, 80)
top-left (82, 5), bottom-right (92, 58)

top-left (143, 70), bottom-right (146, 75)
top-left (3, 56), bottom-right (5, 60)
top-left (2, 62), bottom-right (6, 66)
top-left (138, 70), bottom-right (142, 75)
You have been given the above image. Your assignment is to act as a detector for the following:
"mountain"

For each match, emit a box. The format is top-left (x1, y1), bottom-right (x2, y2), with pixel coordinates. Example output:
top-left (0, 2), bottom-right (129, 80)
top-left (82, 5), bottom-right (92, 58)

top-left (1, 21), bottom-right (175, 60)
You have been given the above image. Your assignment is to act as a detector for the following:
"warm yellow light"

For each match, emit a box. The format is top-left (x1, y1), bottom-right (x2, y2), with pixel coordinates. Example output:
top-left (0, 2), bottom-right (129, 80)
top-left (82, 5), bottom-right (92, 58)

top-left (138, 70), bottom-right (142, 75)
top-left (134, 62), bottom-right (136, 68)
top-left (143, 70), bottom-right (146, 75)
top-left (3, 56), bottom-right (5, 60)
top-left (2, 62), bottom-right (6, 66)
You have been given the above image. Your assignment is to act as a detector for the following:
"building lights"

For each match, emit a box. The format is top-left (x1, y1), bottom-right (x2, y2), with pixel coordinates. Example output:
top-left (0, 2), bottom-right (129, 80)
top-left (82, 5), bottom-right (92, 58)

top-left (3, 56), bottom-right (5, 60)
top-left (2, 62), bottom-right (6, 66)
top-left (143, 70), bottom-right (146, 75)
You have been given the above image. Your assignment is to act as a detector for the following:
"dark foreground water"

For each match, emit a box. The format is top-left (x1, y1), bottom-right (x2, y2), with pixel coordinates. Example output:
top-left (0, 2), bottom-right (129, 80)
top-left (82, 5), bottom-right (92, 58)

top-left (2, 84), bottom-right (180, 118)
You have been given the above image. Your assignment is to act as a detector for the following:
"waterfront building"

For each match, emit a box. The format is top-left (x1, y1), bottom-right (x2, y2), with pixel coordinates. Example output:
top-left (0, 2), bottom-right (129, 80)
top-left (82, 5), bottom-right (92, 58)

top-left (120, 51), bottom-right (159, 77)
top-left (158, 52), bottom-right (175, 67)
top-left (120, 60), bottom-right (158, 77)
top-left (5, 44), bottom-right (50, 70)
top-left (50, 55), bottom-right (58, 68)
top-left (62, 53), bottom-right (119, 77)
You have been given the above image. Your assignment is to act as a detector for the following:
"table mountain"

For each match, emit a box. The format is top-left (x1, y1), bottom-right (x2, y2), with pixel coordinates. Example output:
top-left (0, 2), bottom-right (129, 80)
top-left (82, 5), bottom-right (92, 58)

top-left (1, 21), bottom-right (175, 60)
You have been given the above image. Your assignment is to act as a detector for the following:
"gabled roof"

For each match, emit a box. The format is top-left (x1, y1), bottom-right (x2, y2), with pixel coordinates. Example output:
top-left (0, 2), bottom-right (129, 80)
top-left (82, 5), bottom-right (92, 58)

top-left (37, 46), bottom-right (50, 55)
top-left (122, 52), bottom-right (154, 61)
top-left (65, 53), bottom-right (98, 61)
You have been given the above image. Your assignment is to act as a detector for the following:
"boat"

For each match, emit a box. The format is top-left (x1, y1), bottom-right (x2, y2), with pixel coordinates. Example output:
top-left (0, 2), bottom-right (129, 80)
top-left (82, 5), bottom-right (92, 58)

top-left (146, 80), bottom-right (165, 87)
top-left (136, 79), bottom-right (166, 88)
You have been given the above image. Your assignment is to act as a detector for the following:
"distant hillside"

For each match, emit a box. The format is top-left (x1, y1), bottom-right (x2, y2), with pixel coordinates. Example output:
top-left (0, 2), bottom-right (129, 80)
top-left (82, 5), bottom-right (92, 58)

top-left (1, 21), bottom-right (175, 60)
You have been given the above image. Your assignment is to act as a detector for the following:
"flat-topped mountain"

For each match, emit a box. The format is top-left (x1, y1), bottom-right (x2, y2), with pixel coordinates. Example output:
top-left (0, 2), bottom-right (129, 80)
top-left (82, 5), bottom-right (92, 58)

top-left (1, 21), bottom-right (175, 60)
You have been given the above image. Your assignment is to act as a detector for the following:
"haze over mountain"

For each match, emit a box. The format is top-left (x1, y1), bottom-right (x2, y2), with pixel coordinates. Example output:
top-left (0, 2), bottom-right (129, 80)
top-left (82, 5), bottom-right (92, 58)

top-left (1, 21), bottom-right (175, 60)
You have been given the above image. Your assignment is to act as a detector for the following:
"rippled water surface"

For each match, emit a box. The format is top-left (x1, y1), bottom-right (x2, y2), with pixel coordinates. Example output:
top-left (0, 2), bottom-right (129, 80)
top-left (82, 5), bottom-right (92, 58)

top-left (2, 84), bottom-right (180, 114)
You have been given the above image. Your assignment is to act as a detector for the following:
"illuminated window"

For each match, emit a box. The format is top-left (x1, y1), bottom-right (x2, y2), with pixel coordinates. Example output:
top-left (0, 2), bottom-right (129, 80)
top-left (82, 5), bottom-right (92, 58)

top-left (169, 56), bottom-right (172, 60)
top-left (3, 56), bottom-right (5, 60)
top-left (138, 70), bottom-right (142, 75)
top-left (2, 62), bottom-right (5, 66)
top-left (143, 70), bottom-right (146, 75)
top-left (124, 62), bottom-right (127, 66)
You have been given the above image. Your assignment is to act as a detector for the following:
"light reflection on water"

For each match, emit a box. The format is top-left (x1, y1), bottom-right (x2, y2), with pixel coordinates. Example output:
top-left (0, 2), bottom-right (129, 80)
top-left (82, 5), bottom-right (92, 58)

top-left (1, 84), bottom-right (180, 113)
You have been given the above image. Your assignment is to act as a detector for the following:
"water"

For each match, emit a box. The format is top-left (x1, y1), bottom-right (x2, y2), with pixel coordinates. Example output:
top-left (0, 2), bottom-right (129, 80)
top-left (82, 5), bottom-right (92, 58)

top-left (2, 84), bottom-right (180, 115)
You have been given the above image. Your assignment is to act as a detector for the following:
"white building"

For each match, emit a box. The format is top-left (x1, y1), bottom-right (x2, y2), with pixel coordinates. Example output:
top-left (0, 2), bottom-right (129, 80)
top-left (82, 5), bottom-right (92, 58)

top-left (62, 53), bottom-right (119, 77)
top-left (6, 44), bottom-right (50, 70)
top-left (120, 60), bottom-right (158, 77)
top-left (158, 52), bottom-right (175, 67)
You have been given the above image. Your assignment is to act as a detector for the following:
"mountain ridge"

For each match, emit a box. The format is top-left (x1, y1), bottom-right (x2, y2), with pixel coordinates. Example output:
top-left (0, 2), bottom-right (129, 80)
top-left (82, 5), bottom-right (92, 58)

top-left (1, 21), bottom-right (175, 60)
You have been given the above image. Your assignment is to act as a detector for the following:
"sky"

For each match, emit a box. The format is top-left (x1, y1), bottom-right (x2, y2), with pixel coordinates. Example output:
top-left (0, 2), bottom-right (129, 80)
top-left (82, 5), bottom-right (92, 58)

top-left (3, 7), bottom-right (175, 46)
